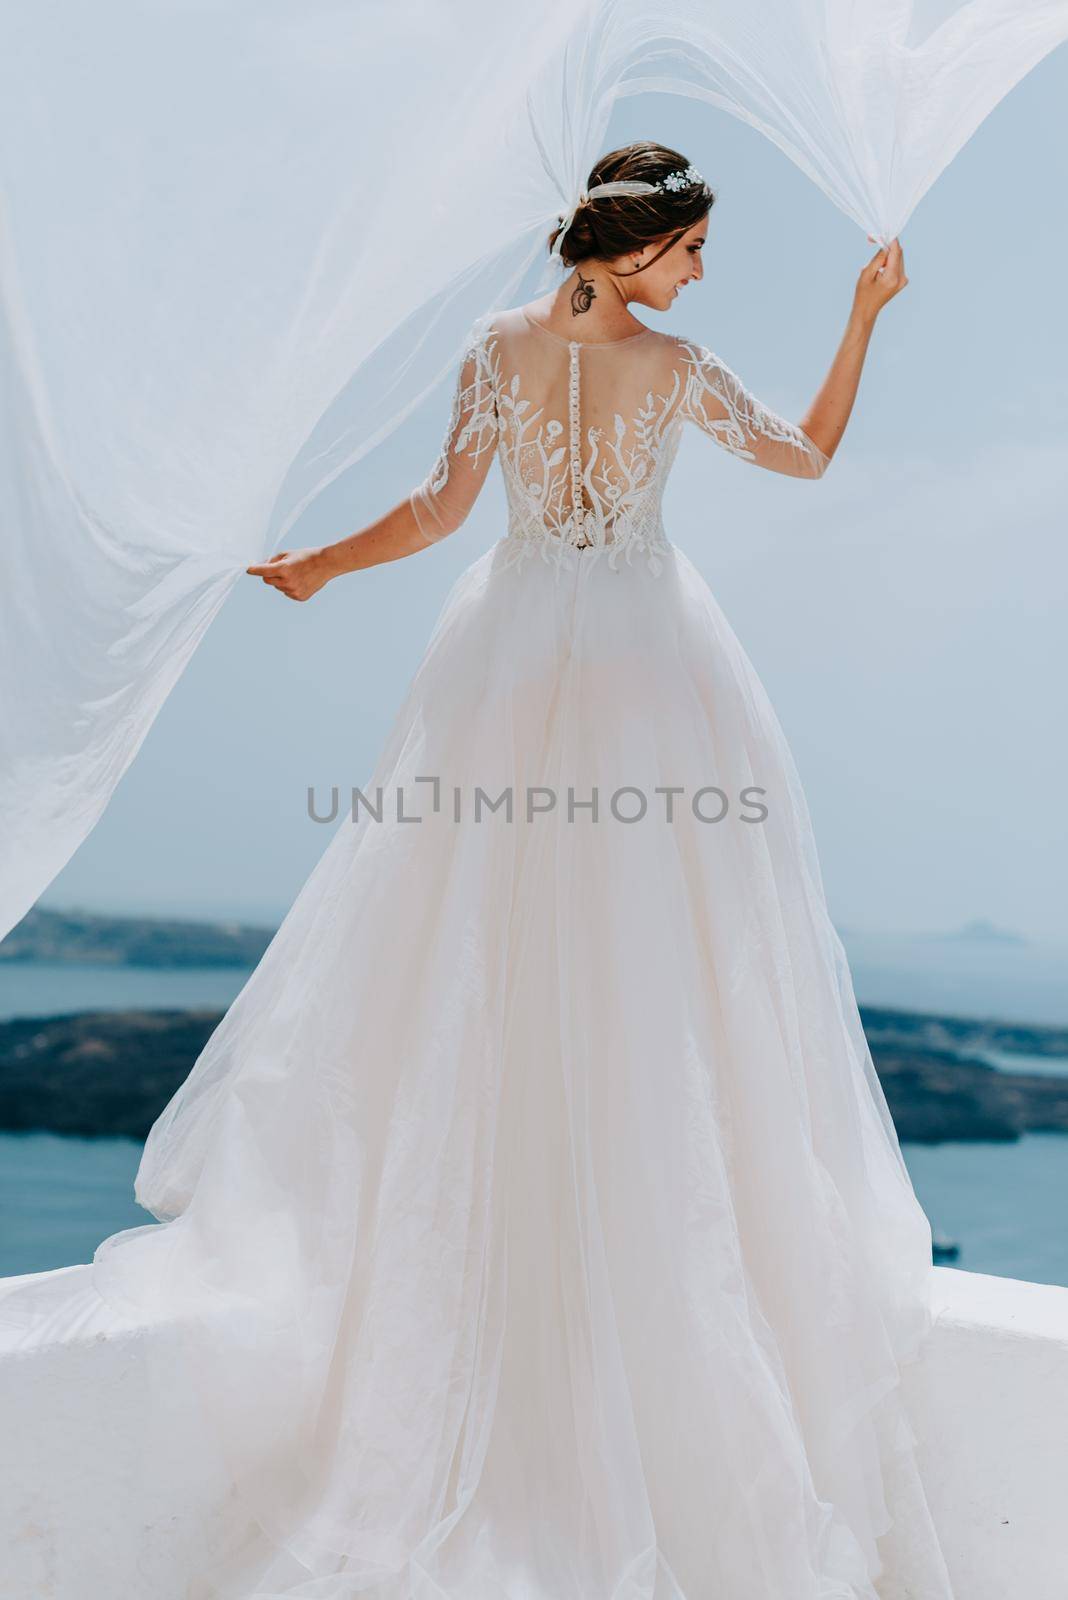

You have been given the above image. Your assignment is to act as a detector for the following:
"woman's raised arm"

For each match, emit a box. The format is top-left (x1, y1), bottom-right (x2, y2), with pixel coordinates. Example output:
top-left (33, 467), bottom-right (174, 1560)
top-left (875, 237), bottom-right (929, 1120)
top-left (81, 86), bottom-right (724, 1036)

top-left (800, 239), bottom-right (908, 462)
top-left (677, 239), bottom-right (907, 480)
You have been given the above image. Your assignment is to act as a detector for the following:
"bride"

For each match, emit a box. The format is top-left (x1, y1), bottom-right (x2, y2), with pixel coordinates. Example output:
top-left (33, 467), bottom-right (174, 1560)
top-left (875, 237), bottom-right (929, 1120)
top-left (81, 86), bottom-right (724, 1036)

top-left (59, 141), bottom-right (953, 1598)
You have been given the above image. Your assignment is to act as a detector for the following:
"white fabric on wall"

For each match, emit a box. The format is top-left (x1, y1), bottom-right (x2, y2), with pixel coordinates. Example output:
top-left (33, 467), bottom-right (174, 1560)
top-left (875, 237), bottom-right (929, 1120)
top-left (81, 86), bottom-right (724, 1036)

top-left (1, 0), bottom-right (1065, 937)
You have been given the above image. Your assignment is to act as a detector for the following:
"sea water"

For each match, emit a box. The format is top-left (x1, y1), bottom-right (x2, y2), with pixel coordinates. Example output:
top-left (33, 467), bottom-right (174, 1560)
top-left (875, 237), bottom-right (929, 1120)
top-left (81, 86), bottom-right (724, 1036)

top-left (0, 961), bottom-right (250, 1022)
top-left (0, 1131), bottom-right (148, 1279)
top-left (1, 1128), bottom-right (1065, 1288)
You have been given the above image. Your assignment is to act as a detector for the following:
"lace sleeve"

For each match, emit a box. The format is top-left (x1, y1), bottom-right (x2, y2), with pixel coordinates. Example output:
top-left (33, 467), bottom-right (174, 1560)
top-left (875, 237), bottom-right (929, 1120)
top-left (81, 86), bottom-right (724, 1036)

top-left (677, 341), bottom-right (829, 480)
top-left (409, 318), bottom-right (500, 541)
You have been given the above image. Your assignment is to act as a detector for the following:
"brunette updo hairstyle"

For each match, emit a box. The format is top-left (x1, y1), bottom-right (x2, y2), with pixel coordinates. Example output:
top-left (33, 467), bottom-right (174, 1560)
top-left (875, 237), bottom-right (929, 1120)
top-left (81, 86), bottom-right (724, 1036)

top-left (549, 141), bottom-right (715, 271)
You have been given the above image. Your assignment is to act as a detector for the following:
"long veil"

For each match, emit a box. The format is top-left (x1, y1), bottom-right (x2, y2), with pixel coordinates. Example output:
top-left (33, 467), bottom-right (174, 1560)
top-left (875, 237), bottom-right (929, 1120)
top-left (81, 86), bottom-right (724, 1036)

top-left (2, 0), bottom-right (1066, 940)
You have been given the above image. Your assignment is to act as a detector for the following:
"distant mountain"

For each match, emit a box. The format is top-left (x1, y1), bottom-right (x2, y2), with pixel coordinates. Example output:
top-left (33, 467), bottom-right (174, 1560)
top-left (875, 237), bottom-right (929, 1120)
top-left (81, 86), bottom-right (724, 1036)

top-left (931, 918), bottom-right (1029, 947)
top-left (0, 907), bottom-right (275, 969)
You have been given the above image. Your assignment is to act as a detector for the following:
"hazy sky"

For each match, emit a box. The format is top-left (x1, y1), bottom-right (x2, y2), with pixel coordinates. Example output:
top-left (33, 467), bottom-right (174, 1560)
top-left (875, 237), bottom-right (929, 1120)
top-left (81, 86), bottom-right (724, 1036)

top-left (45, 46), bottom-right (1068, 943)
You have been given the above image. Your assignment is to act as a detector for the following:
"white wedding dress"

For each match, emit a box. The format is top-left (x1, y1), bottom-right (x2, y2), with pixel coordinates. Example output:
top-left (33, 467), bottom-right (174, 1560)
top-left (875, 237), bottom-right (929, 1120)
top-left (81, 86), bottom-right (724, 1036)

top-left (4, 307), bottom-right (955, 1600)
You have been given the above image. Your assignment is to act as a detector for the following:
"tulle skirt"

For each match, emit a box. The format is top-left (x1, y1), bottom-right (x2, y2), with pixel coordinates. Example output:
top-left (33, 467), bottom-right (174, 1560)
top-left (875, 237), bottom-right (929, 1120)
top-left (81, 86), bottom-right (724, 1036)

top-left (13, 536), bottom-right (955, 1598)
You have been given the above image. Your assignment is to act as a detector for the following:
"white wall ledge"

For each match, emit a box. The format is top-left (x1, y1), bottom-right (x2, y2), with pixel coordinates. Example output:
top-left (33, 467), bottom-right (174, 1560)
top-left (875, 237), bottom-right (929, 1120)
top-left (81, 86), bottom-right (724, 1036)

top-left (1, 1264), bottom-right (1067, 1598)
top-left (901, 1268), bottom-right (1068, 1600)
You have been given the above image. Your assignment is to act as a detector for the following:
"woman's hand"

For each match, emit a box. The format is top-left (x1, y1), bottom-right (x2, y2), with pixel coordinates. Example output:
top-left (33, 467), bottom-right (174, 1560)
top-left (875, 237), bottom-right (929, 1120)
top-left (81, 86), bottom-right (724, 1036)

top-left (246, 547), bottom-right (333, 602)
top-left (853, 237), bottom-right (908, 325)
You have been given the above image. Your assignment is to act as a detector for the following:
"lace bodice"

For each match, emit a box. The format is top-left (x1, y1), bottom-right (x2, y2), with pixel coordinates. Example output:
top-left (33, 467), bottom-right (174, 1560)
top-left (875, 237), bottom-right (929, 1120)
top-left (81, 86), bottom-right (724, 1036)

top-left (411, 305), bottom-right (828, 573)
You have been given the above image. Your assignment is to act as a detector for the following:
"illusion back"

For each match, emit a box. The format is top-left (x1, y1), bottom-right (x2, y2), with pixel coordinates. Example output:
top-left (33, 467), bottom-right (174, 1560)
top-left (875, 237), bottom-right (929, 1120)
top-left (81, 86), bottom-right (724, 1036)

top-left (411, 305), bottom-right (828, 571)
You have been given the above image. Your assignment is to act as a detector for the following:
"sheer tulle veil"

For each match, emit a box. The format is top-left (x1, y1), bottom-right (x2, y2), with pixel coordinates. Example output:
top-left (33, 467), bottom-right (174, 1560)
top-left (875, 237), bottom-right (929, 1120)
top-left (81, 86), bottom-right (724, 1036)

top-left (1, 0), bottom-right (1067, 934)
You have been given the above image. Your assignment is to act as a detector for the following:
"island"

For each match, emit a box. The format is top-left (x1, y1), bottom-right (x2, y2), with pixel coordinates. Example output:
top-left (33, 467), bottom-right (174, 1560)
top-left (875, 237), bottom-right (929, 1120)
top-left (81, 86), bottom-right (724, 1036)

top-left (0, 906), bottom-right (273, 969)
top-left (0, 1003), bottom-right (1066, 1145)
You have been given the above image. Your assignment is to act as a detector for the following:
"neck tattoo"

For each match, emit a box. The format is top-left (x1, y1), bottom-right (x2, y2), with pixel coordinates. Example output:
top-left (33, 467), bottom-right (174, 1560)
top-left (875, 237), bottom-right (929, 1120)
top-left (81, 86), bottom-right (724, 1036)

top-left (570, 271), bottom-right (596, 317)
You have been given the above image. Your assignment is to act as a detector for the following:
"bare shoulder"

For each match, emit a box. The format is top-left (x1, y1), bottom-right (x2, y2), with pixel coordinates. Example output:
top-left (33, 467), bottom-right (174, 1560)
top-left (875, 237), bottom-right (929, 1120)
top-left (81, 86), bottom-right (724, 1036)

top-left (663, 335), bottom-right (747, 390)
top-left (637, 329), bottom-right (715, 386)
top-left (484, 305), bottom-right (527, 338)
top-left (661, 330), bottom-right (715, 361)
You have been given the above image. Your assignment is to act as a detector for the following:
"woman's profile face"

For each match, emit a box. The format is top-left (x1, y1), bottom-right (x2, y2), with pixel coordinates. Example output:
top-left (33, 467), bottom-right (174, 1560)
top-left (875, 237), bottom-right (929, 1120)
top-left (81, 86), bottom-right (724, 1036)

top-left (618, 217), bottom-right (708, 313)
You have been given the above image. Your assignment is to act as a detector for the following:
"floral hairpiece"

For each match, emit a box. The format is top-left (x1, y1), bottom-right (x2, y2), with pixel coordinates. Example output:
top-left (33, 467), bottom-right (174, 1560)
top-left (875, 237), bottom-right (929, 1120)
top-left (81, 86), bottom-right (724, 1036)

top-left (550, 164), bottom-right (707, 261)
top-left (658, 164), bottom-right (704, 193)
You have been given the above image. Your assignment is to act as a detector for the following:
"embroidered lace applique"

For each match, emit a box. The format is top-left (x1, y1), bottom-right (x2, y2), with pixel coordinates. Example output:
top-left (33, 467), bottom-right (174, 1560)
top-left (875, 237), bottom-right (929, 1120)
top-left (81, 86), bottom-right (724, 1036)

top-left (410, 310), bottom-right (827, 577)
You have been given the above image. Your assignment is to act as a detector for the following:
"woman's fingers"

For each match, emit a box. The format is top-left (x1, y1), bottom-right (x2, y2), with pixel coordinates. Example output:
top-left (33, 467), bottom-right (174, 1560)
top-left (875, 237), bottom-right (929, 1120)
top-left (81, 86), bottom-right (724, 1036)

top-left (864, 237), bottom-right (906, 287)
top-left (246, 565), bottom-right (308, 600)
top-left (865, 243), bottom-right (890, 278)
top-left (853, 234), bottom-right (908, 319)
top-left (246, 551), bottom-right (290, 576)
top-left (247, 566), bottom-right (291, 592)
top-left (862, 236), bottom-right (906, 285)
top-left (245, 546), bottom-right (327, 602)
top-left (881, 239), bottom-right (907, 292)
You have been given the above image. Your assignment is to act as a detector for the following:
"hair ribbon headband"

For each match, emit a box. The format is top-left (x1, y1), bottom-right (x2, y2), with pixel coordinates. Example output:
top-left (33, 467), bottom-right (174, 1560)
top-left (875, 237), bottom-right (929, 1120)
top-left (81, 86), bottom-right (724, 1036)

top-left (550, 179), bottom-right (658, 262)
